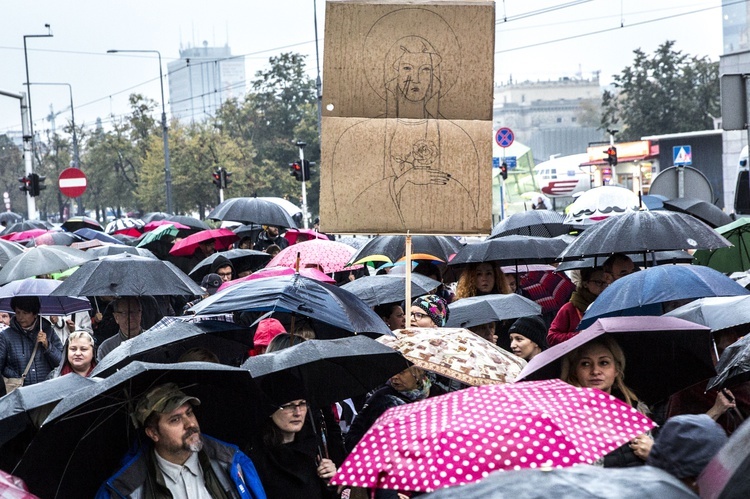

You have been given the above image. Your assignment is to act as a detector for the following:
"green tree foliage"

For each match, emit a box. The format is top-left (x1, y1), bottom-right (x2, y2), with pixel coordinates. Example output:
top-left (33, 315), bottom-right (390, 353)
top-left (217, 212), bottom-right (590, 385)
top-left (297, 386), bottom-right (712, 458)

top-left (601, 41), bottom-right (719, 141)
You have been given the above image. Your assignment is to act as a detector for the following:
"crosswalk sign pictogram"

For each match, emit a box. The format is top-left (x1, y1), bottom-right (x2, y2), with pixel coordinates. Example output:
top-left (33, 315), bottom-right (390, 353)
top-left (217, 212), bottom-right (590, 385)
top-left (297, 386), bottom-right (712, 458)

top-left (673, 145), bottom-right (692, 166)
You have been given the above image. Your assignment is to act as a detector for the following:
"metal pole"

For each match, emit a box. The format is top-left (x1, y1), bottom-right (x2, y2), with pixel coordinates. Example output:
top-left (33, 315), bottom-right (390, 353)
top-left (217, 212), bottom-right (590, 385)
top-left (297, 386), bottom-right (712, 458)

top-left (23, 26), bottom-right (54, 171)
top-left (313, 0), bottom-right (323, 142)
top-left (0, 90), bottom-right (36, 219)
top-left (297, 141), bottom-right (309, 229)
top-left (107, 49), bottom-right (172, 214)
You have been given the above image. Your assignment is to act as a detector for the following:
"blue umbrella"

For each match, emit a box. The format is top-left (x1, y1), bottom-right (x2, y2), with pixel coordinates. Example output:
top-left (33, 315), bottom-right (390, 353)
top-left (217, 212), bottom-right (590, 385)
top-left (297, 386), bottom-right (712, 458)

top-left (190, 274), bottom-right (393, 338)
top-left (73, 228), bottom-right (121, 245)
top-left (0, 279), bottom-right (90, 315)
top-left (579, 265), bottom-right (750, 330)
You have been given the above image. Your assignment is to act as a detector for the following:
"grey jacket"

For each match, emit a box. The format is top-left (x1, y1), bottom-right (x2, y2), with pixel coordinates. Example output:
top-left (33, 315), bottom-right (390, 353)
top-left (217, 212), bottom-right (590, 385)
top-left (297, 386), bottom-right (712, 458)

top-left (0, 316), bottom-right (63, 391)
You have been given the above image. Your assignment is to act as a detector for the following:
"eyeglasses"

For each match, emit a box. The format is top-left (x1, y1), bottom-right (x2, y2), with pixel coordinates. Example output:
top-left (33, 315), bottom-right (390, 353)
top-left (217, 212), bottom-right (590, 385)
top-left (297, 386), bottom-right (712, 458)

top-left (588, 279), bottom-right (608, 287)
top-left (278, 401), bottom-right (308, 413)
top-left (411, 312), bottom-right (428, 320)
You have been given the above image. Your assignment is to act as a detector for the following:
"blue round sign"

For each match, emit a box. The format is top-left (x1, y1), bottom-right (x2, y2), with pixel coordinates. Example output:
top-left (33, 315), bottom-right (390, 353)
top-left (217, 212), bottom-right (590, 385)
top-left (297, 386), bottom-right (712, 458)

top-left (495, 127), bottom-right (514, 148)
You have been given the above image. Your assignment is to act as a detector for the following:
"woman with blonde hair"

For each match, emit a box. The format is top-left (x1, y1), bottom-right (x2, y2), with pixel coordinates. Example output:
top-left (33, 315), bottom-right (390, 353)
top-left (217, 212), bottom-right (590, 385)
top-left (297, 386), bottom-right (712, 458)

top-left (48, 330), bottom-right (97, 378)
top-left (561, 336), bottom-right (652, 467)
top-left (454, 262), bottom-right (510, 300)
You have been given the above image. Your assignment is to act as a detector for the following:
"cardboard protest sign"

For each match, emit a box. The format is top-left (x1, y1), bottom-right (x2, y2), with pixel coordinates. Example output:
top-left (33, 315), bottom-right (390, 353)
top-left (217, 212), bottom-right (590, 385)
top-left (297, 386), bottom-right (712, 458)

top-left (320, 0), bottom-right (495, 234)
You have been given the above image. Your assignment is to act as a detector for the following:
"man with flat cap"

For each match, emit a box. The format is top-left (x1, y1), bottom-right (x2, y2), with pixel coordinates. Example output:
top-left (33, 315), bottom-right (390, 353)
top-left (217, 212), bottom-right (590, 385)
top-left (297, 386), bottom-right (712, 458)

top-left (96, 382), bottom-right (267, 499)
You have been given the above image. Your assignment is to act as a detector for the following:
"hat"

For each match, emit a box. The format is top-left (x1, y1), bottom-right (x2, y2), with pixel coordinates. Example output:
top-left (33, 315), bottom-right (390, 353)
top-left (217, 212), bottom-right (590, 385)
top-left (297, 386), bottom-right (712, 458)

top-left (254, 318), bottom-right (286, 347)
top-left (411, 294), bottom-right (449, 327)
top-left (647, 414), bottom-right (728, 479)
top-left (201, 273), bottom-right (222, 295)
top-left (509, 315), bottom-right (549, 351)
top-left (134, 383), bottom-right (201, 427)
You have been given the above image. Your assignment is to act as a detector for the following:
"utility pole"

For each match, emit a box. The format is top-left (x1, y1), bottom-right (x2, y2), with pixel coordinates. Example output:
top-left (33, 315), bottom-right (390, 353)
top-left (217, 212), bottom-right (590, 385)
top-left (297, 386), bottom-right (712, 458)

top-left (23, 25), bottom-right (53, 171)
top-left (0, 90), bottom-right (36, 219)
top-left (296, 141), bottom-right (309, 228)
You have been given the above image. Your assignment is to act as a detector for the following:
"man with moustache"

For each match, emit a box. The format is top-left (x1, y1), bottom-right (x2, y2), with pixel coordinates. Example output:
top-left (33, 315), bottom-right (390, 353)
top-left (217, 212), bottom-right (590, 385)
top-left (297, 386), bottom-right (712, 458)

top-left (96, 383), bottom-right (267, 499)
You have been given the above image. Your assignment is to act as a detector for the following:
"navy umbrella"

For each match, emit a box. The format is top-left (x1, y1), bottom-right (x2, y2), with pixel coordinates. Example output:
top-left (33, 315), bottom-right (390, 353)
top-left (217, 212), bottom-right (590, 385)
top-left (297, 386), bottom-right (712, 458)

top-left (341, 274), bottom-right (441, 307)
top-left (578, 265), bottom-right (750, 330)
top-left (73, 228), bottom-right (121, 245)
top-left (488, 210), bottom-right (568, 239)
top-left (0, 279), bottom-right (90, 315)
top-left (190, 274), bottom-right (393, 338)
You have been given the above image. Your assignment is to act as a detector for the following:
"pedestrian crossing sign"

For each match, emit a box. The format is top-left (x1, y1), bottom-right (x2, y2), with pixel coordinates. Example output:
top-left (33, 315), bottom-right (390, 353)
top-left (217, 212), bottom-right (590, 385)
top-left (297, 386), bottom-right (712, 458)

top-left (673, 145), bottom-right (692, 166)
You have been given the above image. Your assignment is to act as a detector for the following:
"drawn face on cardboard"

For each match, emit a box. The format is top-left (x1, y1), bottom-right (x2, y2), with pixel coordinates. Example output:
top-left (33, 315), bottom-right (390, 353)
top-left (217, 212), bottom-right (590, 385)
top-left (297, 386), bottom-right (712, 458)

top-left (396, 51), bottom-right (434, 102)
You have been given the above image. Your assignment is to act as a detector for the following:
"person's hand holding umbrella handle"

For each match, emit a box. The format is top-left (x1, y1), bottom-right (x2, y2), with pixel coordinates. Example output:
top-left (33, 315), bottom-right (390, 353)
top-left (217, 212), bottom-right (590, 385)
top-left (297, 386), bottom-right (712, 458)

top-left (36, 330), bottom-right (48, 350)
top-left (316, 455), bottom-right (336, 482)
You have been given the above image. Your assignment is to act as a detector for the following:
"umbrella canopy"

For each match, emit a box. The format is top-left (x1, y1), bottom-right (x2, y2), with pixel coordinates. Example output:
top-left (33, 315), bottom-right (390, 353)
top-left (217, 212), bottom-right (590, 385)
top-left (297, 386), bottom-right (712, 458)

top-left (208, 197), bottom-right (298, 228)
top-left (349, 235), bottom-right (463, 265)
top-left (72, 228), bottom-right (121, 245)
top-left (284, 228), bottom-right (331, 245)
top-left (578, 265), bottom-right (750, 330)
top-left (61, 216), bottom-right (103, 232)
top-left (164, 214), bottom-right (211, 232)
top-left (139, 211), bottom-right (170, 223)
top-left (241, 335), bottom-right (409, 408)
top-left (2, 229), bottom-right (48, 242)
top-left (134, 222), bottom-right (179, 249)
top-left (449, 235), bottom-right (569, 266)
top-left (0, 470), bottom-right (39, 499)
top-left (559, 211), bottom-right (731, 261)
top-left (0, 279), bottom-right (90, 315)
top-left (707, 334), bottom-right (750, 391)
top-left (231, 223), bottom-right (264, 241)
top-left (0, 246), bottom-right (95, 285)
top-left (331, 379), bottom-right (655, 493)
top-left (488, 210), bottom-right (568, 239)
top-left (664, 295), bottom-right (750, 335)
top-left (219, 266), bottom-right (336, 289)
top-left (341, 274), bottom-right (442, 307)
top-left (28, 231), bottom-right (80, 247)
top-left (563, 186), bottom-right (641, 226)
top-left (169, 228), bottom-right (239, 257)
top-left (556, 250), bottom-right (694, 272)
top-left (86, 244), bottom-right (157, 259)
top-left (13, 361), bottom-right (264, 499)
top-left (424, 464), bottom-right (697, 499)
top-left (378, 328), bottom-right (526, 385)
top-left (258, 196), bottom-right (303, 217)
top-left (697, 412), bottom-right (750, 499)
top-left (663, 197), bottom-right (733, 229)
top-left (0, 238), bottom-right (24, 268)
top-left (518, 316), bottom-right (714, 405)
top-left (642, 194), bottom-right (668, 211)
top-left (188, 248), bottom-right (272, 281)
top-left (445, 294), bottom-right (542, 328)
top-left (190, 274), bottom-right (393, 338)
top-left (0, 211), bottom-right (23, 225)
top-left (268, 239), bottom-right (362, 273)
top-left (693, 217), bottom-right (750, 274)
top-left (0, 374), bottom-right (96, 447)
top-left (104, 217), bottom-right (144, 237)
top-left (142, 219), bottom-right (190, 232)
top-left (91, 320), bottom-right (255, 377)
top-left (49, 253), bottom-right (204, 297)
top-left (0, 220), bottom-right (50, 236)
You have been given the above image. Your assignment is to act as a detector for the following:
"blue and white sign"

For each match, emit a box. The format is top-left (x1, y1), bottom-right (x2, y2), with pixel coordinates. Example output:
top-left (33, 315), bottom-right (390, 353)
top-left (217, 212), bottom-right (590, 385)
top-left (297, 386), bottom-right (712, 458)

top-left (504, 156), bottom-right (517, 169)
top-left (673, 145), bottom-right (692, 166)
top-left (495, 127), bottom-right (515, 148)
top-left (492, 157), bottom-right (500, 168)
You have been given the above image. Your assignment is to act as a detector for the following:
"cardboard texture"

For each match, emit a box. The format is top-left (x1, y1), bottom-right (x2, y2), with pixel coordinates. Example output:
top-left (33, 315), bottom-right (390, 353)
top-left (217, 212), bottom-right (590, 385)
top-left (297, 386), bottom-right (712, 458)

top-left (320, 0), bottom-right (495, 234)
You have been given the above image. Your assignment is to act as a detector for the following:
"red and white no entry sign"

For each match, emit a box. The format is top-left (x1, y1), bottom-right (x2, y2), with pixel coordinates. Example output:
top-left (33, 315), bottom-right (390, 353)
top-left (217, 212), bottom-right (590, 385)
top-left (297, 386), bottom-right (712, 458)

top-left (58, 167), bottom-right (88, 198)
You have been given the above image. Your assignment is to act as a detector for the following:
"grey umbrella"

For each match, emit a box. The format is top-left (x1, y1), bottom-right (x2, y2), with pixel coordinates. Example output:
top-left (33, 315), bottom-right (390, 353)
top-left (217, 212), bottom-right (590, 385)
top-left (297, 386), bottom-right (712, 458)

top-left (555, 250), bottom-right (694, 272)
top-left (188, 248), bottom-right (272, 281)
top-left (341, 274), bottom-right (442, 306)
top-left (86, 244), bottom-right (157, 259)
top-left (449, 235), bottom-right (570, 266)
top-left (0, 246), bottom-right (95, 285)
top-left (445, 294), bottom-right (542, 328)
top-left (488, 210), bottom-right (568, 239)
top-left (49, 253), bottom-right (204, 297)
top-left (208, 197), bottom-right (298, 228)
top-left (0, 238), bottom-right (24, 268)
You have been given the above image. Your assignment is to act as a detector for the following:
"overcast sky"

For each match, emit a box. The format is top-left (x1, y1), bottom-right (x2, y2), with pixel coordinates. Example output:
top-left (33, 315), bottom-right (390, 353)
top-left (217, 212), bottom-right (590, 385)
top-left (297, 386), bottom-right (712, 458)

top-left (0, 0), bottom-right (723, 137)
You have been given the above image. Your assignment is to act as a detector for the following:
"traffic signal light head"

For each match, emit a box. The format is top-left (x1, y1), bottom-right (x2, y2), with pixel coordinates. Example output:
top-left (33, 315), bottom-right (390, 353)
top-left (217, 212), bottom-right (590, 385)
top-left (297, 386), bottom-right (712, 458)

top-left (18, 176), bottom-right (30, 194)
top-left (290, 162), bottom-right (303, 181)
top-left (500, 163), bottom-right (508, 180)
top-left (29, 173), bottom-right (45, 197)
top-left (212, 169), bottom-right (221, 188)
top-left (605, 146), bottom-right (618, 166)
top-left (223, 170), bottom-right (233, 188)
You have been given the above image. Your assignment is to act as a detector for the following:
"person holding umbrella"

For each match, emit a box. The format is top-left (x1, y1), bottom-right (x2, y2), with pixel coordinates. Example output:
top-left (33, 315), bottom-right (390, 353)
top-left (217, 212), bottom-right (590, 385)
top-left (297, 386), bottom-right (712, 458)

top-left (547, 267), bottom-right (608, 346)
top-left (0, 296), bottom-right (62, 395)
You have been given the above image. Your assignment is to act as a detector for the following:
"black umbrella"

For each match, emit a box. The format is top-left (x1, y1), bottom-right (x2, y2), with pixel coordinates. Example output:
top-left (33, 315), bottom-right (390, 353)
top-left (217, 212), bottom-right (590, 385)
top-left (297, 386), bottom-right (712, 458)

top-left (707, 334), bottom-right (750, 391)
top-left (663, 197), bottom-right (733, 229)
top-left (208, 197), bottom-right (298, 228)
top-left (449, 235), bottom-right (569, 266)
top-left (189, 248), bottom-right (272, 281)
top-left (13, 361), bottom-right (265, 499)
top-left (424, 463), bottom-right (697, 499)
top-left (190, 274), bottom-right (393, 338)
top-left (0, 220), bottom-right (50, 236)
top-left (445, 294), bottom-right (542, 328)
top-left (555, 250), bottom-right (694, 272)
top-left (241, 336), bottom-right (409, 408)
top-left (92, 320), bottom-right (255, 377)
top-left (340, 274), bottom-right (441, 307)
top-left (27, 231), bottom-right (81, 247)
top-left (49, 253), bottom-right (204, 297)
top-left (139, 211), bottom-right (170, 223)
top-left (86, 243), bottom-right (157, 259)
top-left (348, 235), bottom-right (463, 264)
top-left (165, 214), bottom-right (210, 232)
top-left (61, 216), bottom-right (103, 232)
top-left (232, 223), bottom-right (264, 241)
top-left (0, 212), bottom-right (23, 226)
top-left (0, 238), bottom-right (24, 268)
top-left (0, 246), bottom-right (95, 285)
top-left (558, 210), bottom-right (731, 261)
top-left (488, 210), bottom-right (568, 239)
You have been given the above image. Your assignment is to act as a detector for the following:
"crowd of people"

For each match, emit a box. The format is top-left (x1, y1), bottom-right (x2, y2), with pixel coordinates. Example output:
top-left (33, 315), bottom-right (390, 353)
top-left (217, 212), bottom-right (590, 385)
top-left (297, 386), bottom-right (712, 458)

top-left (0, 218), bottom-right (747, 499)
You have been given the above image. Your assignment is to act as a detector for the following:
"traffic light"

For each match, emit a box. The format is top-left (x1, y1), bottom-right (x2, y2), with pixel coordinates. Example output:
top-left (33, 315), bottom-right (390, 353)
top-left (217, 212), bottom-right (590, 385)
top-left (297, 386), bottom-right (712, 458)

top-left (290, 162), bottom-right (303, 181)
top-left (29, 173), bottom-right (46, 197)
top-left (223, 170), bottom-right (233, 188)
top-left (302, 160), bottom-right (311, 181)
top-left (605, 146), bottom-right (618, 166)
top-left (500, 163), bottom-right (508, 180)
top-left (212, 169), bottom-right (221, 188)
top-left (18, 176), bottom-right (30, 194)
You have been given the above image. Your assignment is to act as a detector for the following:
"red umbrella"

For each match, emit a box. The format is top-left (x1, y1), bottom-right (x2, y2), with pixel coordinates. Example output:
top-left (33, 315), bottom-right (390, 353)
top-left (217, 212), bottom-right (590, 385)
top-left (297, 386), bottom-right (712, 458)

top-left (142, 219), bottom-right (191, 232)
top-left (169, 228), bottom-right (238, 257)
top-left (1, 229), bottom-right (48, 242)
top-left (267, 239), bottom-right (363, 273)
top-left (284, 228), bottom-right (331, 245)
top-left (218, 266), bottom-right (335, 291)
top-left (331, 379), bottom-right (654, 494)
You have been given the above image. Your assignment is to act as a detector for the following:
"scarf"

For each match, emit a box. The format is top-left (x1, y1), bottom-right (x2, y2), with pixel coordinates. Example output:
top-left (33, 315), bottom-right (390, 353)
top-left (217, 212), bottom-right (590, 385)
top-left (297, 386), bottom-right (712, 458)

top-left (569, 286), bottom-right (598, 314)
top-left (389, 377), bottom-right (432, 402)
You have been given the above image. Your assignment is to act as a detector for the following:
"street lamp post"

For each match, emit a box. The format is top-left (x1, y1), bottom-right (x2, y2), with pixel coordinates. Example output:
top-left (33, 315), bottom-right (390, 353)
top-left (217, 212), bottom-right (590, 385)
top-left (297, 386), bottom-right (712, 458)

top-left (107, 49), bottom-right (173, 214)
top-left (24, 25), bottom-right (53, 168)
top-left (28, 82), bottom-right (83, 215)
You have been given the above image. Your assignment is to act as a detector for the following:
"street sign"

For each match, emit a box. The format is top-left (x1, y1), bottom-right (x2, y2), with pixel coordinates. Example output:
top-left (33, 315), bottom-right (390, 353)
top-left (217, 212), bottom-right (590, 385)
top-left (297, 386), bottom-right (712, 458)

top-left (492, 157), bottom-right (500, 168)
top-left (673, 145), bottom-right (692, 166)
top-left (58, 167), bottom-right (88, 198)
top-left (504, 156), bottom-right (517, 169)
top-left (495, 127), bottom-right (514, 148)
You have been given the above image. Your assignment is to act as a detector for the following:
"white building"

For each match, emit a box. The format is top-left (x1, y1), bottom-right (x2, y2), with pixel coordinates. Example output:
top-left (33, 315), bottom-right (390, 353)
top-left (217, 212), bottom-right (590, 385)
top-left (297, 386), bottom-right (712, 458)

top-left (167, 42), bottom-right (246, 124)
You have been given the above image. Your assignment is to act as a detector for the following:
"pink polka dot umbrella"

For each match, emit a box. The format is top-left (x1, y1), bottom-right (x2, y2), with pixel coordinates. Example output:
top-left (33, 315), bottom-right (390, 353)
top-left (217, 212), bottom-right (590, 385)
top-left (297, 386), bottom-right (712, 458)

top-left (267, 239), bottom-right (363, 273)
top-left (331, 379), bottom-right (655, 493)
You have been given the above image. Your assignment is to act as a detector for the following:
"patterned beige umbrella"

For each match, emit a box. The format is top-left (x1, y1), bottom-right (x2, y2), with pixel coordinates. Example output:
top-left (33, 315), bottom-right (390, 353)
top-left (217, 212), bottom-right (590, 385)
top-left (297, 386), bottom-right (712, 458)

top-left (377, 327), bottom-right (526, 386)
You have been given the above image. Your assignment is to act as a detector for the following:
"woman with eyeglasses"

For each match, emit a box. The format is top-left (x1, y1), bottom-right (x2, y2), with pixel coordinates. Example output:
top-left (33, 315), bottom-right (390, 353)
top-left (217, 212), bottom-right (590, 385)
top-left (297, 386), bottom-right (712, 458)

top-left (247, 398), bottom-right (338, 499)
top-left (409, 294), bottom-right (449, 328)
top-left (547, 267), bottom-right (608, 347)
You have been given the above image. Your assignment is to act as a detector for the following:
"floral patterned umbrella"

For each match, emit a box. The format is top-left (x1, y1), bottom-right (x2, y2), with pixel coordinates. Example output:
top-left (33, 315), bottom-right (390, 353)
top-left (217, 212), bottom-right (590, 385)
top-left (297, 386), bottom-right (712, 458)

top-left (331, 379), bottom-right (655, 494)
top-left (377, 327), bottom-right (526, 386)
top-left (267, 239), bottom-right (362, 273)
